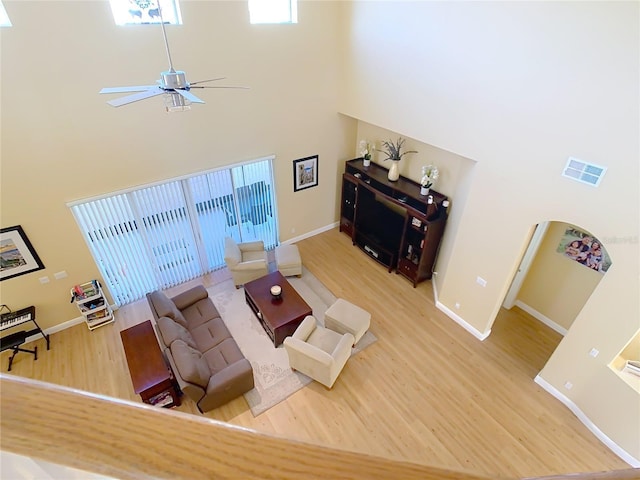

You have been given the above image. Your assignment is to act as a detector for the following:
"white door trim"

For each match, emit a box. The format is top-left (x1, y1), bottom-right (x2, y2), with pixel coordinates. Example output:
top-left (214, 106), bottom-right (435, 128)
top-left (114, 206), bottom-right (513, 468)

top-left (503, 221), bottom-right (549, 309)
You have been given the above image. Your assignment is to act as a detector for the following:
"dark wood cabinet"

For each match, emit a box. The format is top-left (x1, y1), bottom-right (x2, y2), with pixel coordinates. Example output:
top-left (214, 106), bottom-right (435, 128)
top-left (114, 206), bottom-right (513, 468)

top-left (340, 175), bottom-right (357, 237)
top-left (339, 159), bottom-right (448, 287)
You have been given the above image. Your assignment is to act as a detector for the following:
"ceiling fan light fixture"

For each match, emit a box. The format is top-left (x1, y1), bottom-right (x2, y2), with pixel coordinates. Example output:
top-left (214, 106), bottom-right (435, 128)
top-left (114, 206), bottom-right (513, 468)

top-left (160, 70), bottom-right (188, 90)
top-left (164, 92), bottom-right (191, 113)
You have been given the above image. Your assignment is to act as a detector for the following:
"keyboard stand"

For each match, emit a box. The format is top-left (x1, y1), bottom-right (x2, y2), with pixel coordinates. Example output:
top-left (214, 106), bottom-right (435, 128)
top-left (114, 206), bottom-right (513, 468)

top-left (2, 330), bottom-right (37, 371)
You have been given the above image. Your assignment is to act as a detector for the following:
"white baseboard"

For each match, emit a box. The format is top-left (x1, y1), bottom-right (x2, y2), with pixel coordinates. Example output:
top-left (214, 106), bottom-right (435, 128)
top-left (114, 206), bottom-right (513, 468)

top-left (534, 375), bottom-right (640, 467)
top-left (24, 305), bottom-right (118, 345)
top-left (514, 300), bottom-right (568, 336)
top-left (431, 272), bottom-right (490, 341)
top-left (23, 316), bottom-right (86, 345)
top-left (284, 222), bottom-right (339, 245)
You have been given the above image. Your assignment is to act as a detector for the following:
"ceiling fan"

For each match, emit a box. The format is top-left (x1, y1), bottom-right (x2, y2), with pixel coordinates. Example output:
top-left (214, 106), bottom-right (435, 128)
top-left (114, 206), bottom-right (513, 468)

top-left (99, 1), bottom-right (247, 111)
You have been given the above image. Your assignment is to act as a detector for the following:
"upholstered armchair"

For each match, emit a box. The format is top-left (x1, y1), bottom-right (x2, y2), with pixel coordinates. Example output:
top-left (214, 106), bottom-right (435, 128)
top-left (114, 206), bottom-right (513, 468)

top-left (223, 237), bottom-right (268, 288)
top-left (283, 316), bottom-right (354, 389)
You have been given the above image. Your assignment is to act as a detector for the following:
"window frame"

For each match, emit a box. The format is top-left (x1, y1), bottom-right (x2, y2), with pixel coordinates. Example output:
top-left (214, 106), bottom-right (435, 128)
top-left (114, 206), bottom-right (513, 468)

top-left (109, 0), bottom-right (183, 26)
top-left (248, 0), bottom-right (298, 25)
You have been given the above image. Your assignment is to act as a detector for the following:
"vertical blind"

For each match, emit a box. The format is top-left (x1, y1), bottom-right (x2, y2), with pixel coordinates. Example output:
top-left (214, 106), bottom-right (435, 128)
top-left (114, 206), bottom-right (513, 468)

top-left (70, 157), bottom-right (278, 306)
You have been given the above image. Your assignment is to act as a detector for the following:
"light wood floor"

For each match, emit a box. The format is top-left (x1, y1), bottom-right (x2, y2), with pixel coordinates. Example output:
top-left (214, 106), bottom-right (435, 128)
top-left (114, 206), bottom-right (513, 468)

top-left (1, 228), bottom-right (629, 478)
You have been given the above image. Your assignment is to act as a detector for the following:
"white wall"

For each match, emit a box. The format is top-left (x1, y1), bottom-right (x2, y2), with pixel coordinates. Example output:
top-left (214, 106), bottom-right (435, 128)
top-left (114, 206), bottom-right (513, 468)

top-left (339, 0), bottom-right (639, 462)
top-left (0, 1), bottom-right (355, 329)
top-left (2, 0), bottom-right (638, 464)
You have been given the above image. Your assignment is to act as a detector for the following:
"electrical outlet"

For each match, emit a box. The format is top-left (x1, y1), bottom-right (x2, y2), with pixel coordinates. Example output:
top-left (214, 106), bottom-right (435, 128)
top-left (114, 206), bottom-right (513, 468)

top-left (39, 276), bottom-right (50, 284)
top-left (564, 381), bottom-right (573, 390)
top-left (455, 302), bottom-right (461, 310)
top-left (589, 348), bottom-right (599, 358)
top-left (54, 270), bottom-right (68, 280)
top-left (476, 276), bottom-right (487, 287)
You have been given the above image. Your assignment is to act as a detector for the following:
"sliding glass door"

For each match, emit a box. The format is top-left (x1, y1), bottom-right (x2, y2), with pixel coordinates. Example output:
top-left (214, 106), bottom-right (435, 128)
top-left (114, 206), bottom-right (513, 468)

top-left (70, 157), bottom-right (278, 305)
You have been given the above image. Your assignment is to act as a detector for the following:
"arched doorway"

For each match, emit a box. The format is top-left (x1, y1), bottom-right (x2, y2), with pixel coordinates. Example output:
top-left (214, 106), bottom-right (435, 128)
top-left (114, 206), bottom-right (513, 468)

top-left (500, 220), bottom-right (612, 366)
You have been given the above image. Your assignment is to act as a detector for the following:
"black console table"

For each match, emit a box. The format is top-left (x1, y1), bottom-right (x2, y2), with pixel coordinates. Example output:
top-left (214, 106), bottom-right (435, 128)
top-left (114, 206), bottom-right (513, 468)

top-left (340, 159), bottom-right (448, 287)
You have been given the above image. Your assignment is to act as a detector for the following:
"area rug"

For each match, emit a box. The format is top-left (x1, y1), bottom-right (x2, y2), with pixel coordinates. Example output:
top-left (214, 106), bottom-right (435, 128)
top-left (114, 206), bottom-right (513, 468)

top-left (207, 267), bottom-right (377, 416)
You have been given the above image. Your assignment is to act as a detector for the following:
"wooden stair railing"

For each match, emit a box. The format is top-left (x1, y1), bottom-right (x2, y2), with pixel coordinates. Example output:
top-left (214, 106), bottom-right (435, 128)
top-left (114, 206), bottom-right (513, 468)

top-left (522, 472), bottom-right (640, 480)
top-left (1, 374), bottom-right (638, 480)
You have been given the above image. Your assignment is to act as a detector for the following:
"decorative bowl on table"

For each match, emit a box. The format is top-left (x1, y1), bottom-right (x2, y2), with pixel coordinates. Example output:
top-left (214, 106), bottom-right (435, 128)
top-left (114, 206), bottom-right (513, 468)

top-left (270, 285), bottom-right (282, 300)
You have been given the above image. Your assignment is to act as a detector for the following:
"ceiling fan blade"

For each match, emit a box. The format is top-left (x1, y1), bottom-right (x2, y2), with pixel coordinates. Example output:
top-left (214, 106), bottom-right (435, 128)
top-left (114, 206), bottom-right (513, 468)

top-left (189, 77), bottom-right (226, 86)
top-left (176, 89), bottom-right (205, 104)
top-left (100, 85), bottom-right (158, 94)
top-left (106, 88), bottom-right (165, 107)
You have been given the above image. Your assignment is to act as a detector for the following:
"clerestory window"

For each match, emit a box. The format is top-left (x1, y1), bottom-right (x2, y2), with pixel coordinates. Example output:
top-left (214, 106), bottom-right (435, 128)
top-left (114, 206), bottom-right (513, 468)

top-left (0, 1), bottom-right (11, 27)
top-left (109, 0), bottom-right (182, 26)
top-left (248, 0), bottom-right (297, 24)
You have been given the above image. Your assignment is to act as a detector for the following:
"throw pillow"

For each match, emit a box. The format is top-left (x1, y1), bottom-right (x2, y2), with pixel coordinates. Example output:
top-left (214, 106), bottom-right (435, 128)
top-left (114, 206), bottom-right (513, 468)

top-left (171, 340), bottom-right (210, 389)
top-left (149, 291), bottom-right (188, 328)
top-left (157, 317), bottom-right (197, 350)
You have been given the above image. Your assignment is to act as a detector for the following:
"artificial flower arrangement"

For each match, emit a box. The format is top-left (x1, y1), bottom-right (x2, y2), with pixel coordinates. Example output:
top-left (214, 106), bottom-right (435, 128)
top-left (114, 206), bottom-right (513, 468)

top-left (421, 164), bottom-right (439, 189)
top-left (377, 137), bottom-right (418, 162)
top-left (358, 140), bottom-right (373, 161)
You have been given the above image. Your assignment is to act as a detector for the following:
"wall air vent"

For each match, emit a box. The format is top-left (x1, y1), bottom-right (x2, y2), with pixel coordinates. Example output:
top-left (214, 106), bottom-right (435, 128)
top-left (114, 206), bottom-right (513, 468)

top-left (562, 157), bottom-right (607, 187)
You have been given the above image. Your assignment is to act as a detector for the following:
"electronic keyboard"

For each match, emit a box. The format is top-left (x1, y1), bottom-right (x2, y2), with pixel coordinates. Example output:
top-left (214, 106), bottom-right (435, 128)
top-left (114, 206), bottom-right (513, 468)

top-left (0, 306), bottom-right (36, 331)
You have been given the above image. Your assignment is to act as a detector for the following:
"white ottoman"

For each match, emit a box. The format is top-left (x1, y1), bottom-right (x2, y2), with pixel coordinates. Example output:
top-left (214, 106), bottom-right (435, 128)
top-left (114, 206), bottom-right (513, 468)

top-left (324, 299), bottom-right (371, 345)
top-left (275, 244), bottom-right (302, 277)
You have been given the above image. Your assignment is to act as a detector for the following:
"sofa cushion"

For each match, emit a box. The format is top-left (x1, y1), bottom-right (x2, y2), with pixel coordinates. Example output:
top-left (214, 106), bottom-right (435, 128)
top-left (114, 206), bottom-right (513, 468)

top-left (181, 298), bottom-right (221, 331)
top-left (148, 290), bottom-right (188, 328)
top-left (307, 326), bottom-right (344, 355)
top-left (171, 285), bottom-right (208, 311)
top-left (191, 318), bottom-right (232, 352)
top-left (157, 316), bottom-right (198, 350)
top-left (243, 250), bottom-right (267, 263)
top-left (171, 339), bottom-right (211, 389)
top-left (203, 338), bottom-right (246, 375)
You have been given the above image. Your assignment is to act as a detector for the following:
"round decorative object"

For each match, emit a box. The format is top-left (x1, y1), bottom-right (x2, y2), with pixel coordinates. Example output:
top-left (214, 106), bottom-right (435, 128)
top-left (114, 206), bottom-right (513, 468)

top-left (420, 186), bottom-right (430, 196)
top-left (270, 285), bottom-right (282, 299)
top-left (387, 160), bottom-right (400, 181)
top-left (363, 158), bottom-right (371, 167)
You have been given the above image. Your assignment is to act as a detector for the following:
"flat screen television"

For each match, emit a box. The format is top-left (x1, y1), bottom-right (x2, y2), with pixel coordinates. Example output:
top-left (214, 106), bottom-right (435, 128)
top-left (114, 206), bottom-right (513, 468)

top-left (356, 194), bottom-right (404, 251)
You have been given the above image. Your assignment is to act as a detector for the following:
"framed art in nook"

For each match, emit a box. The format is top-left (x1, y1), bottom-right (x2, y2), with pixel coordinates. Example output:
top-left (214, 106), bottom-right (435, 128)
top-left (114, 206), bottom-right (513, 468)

top-left (293, 155), bottom-right (319, 192)
top-left (556, 226), bottom-right (611, 274)
top-left (0, 225), bottom-right (45, 281)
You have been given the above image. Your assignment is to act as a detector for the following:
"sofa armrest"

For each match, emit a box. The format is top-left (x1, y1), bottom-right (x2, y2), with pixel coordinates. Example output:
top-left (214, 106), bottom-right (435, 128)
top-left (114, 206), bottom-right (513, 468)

top-left (197, 358), bottom-right (254, 412)
top-left (283, 337), bottom-right (333, 367)
top-left (238, 241), bottom-right (265, 252)
top-left (292, 316), bottom-right (316, 341)
top-left (171, 285), bottom-right (208, 310)
top-left (331, 333), bottom-right (355, 367)
top-left (165, 348), bottom-right (205, 403)
top-left (205, 358), bottom-right (253, 396)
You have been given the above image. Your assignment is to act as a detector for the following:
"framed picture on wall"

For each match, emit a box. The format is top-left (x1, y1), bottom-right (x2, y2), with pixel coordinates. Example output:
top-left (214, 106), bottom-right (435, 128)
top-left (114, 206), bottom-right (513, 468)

top-left (0, 225), bottom-right (45, 281)
top-left (556, 227), bottom-right (611, 274)
top-left (293, 155), bottom-right (319, 192)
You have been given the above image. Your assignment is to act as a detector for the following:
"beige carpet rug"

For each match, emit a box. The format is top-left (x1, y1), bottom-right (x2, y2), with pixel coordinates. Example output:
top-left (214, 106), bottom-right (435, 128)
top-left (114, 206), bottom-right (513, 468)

top-left (207, 267), bottom-right (377, 416)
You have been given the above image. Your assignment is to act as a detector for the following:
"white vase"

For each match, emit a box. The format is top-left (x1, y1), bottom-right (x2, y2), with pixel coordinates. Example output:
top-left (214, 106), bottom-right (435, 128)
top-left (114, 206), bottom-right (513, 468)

top-left (387, 160), bottom-right (400, 181)
top-left (420, 186), bottom-right (429, 196)
top-left (363, 158), bottom-right (371, 167)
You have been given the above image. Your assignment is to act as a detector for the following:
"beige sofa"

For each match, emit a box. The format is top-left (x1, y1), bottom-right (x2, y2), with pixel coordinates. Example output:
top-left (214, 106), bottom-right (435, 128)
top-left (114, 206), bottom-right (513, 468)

top-left (283, 315), bottom-right (354, 389)
top-left (147, 285), bottom-right (254, 412)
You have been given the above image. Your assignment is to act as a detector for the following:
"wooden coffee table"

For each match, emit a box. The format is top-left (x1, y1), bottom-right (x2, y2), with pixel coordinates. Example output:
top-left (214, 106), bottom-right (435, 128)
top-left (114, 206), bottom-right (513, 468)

top-left (244, 271), bottom-right (312, 347)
